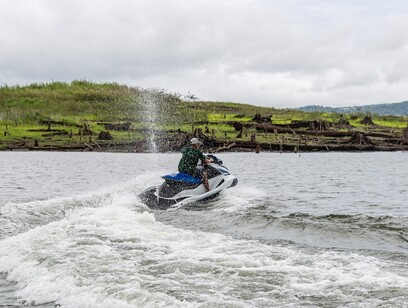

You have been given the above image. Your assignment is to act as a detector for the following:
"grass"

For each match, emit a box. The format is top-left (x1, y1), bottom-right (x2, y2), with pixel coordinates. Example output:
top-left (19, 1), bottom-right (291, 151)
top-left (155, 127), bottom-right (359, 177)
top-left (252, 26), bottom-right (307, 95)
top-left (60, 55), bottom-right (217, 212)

top-left (1, 81), bottom-right (407, 151)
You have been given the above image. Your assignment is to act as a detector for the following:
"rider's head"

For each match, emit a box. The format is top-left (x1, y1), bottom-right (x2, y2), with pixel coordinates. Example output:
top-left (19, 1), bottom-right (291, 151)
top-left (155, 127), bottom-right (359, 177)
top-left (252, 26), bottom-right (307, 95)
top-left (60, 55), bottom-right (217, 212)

top-left (190, 138), bottom-right (202, 148)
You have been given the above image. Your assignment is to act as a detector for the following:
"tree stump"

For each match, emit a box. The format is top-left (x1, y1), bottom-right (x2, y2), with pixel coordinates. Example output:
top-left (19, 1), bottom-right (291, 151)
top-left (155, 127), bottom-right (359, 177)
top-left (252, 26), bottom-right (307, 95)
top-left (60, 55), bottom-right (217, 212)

top-left (232, 122), bottom-right (243, 132)
top-left (316, 120), bottom-right (331, 131)
top-left (337, 118), bottom-right (351, 129)
top-left (252, 114), bottom-right (272, 123)
top-left (252, 114), bottom-right (262, 122)
top-left (360, 116), bottom-right (375, 125)
top-left (403, 128), bottom-right (408, 140)
top-left (349, 132), bottom-right (373, 145)
top-left (97, 131), bottom-right (113, 140)
top-left (309, 122), bottom-right (316, 130)
top-left (250, 132), bottom-right (257, 143)
top-left (83, 124), bottom-right (93, 135)
top-left (194, 128), bottom-right (209, 140)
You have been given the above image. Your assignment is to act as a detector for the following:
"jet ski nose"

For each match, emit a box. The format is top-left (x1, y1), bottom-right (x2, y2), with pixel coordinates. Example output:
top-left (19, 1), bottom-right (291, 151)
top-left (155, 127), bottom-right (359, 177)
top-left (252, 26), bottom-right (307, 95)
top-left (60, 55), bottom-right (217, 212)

top-left (231, 178), bottom-right (238, 187)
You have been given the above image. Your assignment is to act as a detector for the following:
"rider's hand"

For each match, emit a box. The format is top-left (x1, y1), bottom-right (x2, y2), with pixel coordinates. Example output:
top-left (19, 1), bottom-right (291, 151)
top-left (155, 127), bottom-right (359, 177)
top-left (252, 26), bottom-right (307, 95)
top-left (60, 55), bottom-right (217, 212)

top-left (203, 158), bottom-right (212, 165)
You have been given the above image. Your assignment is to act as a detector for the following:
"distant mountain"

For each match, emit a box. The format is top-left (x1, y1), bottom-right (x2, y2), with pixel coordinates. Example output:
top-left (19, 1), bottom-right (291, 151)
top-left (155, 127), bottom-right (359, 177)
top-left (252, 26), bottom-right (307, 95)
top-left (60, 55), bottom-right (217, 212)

top-left (298, 101), bottom-right (408, 116)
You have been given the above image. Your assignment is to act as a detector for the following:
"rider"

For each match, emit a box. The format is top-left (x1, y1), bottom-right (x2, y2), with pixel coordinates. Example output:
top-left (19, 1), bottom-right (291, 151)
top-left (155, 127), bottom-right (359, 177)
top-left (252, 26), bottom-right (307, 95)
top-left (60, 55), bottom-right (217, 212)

top-left (178, 138), bottom-right (212, 192)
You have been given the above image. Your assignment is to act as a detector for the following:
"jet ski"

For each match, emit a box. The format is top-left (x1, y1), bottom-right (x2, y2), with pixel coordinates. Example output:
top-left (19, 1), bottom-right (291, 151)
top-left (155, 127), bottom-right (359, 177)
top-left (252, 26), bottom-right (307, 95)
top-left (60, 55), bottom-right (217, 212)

top-left (139, 155), bottom-right (238, 209)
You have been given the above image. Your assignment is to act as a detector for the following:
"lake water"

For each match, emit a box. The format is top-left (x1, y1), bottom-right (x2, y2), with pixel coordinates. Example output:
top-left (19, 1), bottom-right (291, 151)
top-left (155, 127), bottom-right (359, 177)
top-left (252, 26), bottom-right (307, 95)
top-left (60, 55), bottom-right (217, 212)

top-left (0, 151), bottom-right (407, 307)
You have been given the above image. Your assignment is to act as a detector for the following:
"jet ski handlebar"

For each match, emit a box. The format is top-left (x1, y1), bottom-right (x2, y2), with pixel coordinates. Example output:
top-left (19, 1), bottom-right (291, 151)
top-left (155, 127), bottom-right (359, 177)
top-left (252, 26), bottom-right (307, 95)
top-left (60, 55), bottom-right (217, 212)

top-left (205, 154), bottom-right (223, 166)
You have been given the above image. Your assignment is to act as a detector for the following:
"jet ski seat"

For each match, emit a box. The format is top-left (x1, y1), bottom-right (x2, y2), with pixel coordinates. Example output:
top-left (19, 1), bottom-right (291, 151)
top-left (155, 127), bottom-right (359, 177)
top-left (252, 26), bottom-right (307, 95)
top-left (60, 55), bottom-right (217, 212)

top-left (162, 173), bottom-right (202, 185)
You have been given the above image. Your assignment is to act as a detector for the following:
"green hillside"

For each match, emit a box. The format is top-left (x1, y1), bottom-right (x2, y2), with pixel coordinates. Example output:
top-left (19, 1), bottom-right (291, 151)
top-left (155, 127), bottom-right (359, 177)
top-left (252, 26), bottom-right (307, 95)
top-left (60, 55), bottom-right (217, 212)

top-left (1, 81), bottom-right (407, 152)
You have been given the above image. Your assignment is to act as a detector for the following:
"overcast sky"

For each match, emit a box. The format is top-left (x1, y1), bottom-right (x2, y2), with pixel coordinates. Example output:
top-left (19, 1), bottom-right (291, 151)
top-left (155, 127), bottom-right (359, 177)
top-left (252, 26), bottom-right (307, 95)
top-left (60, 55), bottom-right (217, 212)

top-left (1, 0), bottom-right (408, 107)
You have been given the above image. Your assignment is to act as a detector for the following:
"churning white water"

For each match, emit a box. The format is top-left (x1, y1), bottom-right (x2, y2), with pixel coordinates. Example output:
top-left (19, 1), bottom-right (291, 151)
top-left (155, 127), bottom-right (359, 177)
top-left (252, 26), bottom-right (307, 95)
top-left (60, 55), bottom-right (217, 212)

top-left (0, 152), bottom-right (407, 307)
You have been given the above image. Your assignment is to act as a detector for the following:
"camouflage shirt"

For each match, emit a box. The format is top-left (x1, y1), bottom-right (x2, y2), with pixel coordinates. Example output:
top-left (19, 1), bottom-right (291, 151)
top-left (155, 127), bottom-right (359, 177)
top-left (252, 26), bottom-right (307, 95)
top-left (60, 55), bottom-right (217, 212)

top-left (178, 146), bottom-right (206, 175)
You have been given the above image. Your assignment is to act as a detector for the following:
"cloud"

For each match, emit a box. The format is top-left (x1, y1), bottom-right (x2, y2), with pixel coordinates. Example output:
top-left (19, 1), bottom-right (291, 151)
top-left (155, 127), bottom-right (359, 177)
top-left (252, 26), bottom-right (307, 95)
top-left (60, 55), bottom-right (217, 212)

top-left (1, 0), bottom-right (408, 107)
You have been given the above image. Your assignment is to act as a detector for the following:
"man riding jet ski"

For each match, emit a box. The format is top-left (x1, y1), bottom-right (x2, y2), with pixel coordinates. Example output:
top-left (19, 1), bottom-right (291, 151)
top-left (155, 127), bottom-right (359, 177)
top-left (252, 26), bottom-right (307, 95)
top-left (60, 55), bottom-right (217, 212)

top-left (139, 138), bottom-right (238, 209)
top-left (178, 137), bottom-right (212, 192)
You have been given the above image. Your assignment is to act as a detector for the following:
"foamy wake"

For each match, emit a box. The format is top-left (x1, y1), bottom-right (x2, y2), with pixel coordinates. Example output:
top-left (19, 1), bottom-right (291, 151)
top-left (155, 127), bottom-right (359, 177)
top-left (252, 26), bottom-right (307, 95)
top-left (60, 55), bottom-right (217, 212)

top-left (212, 185), bottom-right (268, 213)
top-left (1, 191), bottom-right (407, 307)
top-left (0, 172), bottom-right (163, 240)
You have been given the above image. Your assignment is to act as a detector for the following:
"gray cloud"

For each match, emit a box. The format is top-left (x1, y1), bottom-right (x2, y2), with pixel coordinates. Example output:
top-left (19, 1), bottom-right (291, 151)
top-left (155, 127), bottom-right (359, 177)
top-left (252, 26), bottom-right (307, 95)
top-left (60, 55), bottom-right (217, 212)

top-left (1, 0), bottom-right (408, 107)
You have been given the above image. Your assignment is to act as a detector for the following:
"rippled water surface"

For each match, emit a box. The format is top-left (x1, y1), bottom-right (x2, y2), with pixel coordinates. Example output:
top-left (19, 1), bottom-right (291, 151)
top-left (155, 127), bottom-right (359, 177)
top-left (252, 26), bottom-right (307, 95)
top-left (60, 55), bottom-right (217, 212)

top-left (0, 151), bottom-right (407, 307)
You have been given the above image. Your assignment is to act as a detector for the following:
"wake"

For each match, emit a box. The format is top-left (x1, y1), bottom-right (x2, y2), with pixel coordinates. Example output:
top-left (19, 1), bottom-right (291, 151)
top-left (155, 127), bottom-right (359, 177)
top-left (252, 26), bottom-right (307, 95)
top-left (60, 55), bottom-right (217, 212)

top-left (0, 173), bottom-right (161, 240)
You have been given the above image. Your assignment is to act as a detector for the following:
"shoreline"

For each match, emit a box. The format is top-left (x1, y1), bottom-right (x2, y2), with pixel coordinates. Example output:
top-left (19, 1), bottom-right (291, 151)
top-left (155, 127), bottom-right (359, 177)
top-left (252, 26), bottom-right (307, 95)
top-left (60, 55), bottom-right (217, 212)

top-left (1, 140), bottom-right (407, 153)
top-left (2, 126), bottom-right (408, 153)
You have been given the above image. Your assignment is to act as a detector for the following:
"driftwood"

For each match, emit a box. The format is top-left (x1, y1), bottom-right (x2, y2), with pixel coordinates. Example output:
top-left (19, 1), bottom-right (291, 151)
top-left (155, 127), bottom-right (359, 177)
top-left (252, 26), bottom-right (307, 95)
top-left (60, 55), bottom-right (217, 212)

top-left (4, 134), bottom-right (408, 152)
top-left (84, 143), bottom-right (94, 151)
top-left (212, 142), bottom-right (236, 152)
top-left (41, 131), bottom-right (69, 137)
top-left (271, 121), bottom-right (318, 129)
top-left (3, 118), bottom-right (407, 153)
top-left (103, 122), bottom-right (131, 131)
top-left (209, 139), bottom-right (408, 152)
top-left (28, 129), bottom-right (66, 132)
top-left (255, 124), bottom-right (395, 139)
top-left (271, 120), bottom-right (333, 130)
top-left (255, 124), bottom-right (352, 137)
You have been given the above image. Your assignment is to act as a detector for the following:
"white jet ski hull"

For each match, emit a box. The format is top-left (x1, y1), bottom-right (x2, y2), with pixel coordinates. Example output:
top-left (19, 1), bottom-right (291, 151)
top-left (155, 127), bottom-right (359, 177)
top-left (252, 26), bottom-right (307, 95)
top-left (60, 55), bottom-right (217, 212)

top-left (139, 158), bottom-right (238, 209)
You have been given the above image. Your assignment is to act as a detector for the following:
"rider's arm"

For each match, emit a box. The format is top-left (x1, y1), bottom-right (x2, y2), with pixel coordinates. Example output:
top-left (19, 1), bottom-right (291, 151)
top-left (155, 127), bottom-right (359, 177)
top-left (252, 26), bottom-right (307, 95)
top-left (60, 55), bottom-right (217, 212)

top-left (202, 158), bottom-right (211, 165)
top-left (197, 149), bottom-right (213, 165)
top-left (201, 155), bottom-right (213, 165)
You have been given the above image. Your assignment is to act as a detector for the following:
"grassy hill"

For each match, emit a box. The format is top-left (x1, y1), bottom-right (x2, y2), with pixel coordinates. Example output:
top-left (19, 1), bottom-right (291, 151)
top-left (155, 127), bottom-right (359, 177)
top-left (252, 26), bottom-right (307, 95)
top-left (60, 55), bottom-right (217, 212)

top-left (1, 81), bottom-right (407, 152)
